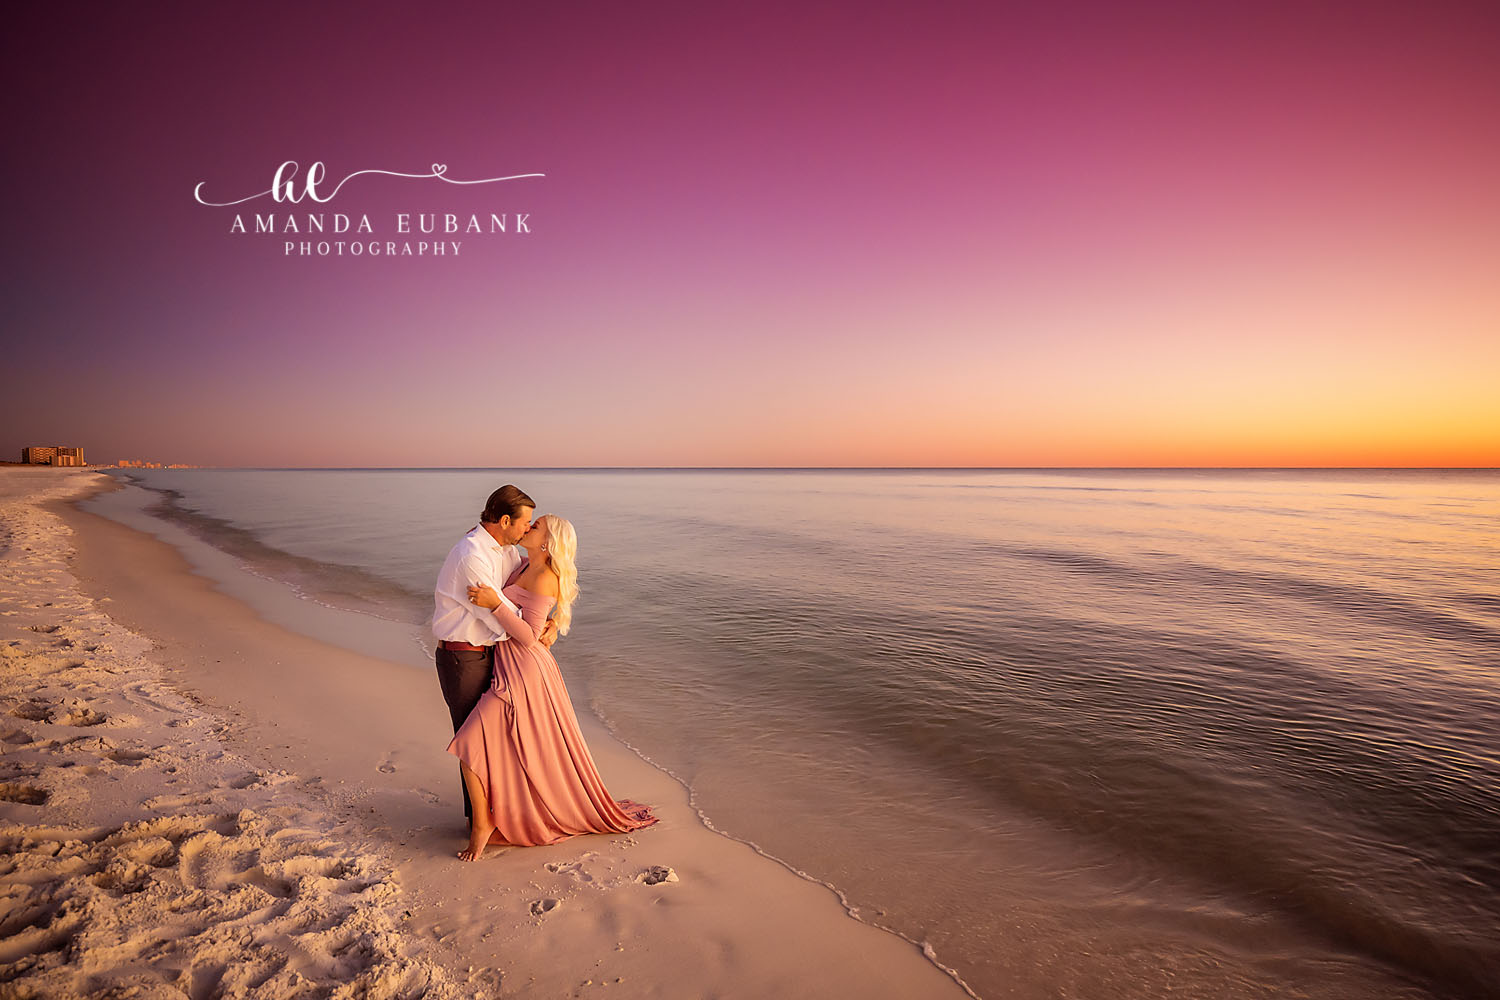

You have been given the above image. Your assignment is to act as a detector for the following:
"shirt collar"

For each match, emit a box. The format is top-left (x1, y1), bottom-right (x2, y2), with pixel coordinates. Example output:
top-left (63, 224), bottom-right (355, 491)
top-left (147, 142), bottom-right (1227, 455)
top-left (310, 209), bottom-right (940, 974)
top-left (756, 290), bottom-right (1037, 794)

top-left (470, 525), bottom-right (504, 552)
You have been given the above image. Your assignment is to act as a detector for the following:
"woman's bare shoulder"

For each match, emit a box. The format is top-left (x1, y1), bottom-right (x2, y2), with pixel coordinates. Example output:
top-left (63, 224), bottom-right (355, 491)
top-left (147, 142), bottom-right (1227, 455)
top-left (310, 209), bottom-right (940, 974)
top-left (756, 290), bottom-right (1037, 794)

top-left (523, 565), bottom-right (561, 598)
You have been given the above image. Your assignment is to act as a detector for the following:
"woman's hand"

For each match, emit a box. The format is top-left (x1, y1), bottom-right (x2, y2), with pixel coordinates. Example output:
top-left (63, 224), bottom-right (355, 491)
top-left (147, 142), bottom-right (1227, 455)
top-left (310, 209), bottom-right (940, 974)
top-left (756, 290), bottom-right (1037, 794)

top-left (467, 583), bottom-right (501, 610)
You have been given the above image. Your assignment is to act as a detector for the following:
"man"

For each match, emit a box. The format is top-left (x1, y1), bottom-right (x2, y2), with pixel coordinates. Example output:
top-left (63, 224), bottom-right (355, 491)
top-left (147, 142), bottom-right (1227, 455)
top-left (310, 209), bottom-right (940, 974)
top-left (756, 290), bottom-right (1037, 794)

top-left (431, 484), bottom-right (557, 818)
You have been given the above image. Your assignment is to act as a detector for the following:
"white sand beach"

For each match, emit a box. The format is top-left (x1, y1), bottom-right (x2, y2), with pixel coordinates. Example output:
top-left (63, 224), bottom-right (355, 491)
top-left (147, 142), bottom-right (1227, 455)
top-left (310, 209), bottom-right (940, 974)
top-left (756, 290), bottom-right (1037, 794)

top-left (0, 468), bottom-right (966, 999)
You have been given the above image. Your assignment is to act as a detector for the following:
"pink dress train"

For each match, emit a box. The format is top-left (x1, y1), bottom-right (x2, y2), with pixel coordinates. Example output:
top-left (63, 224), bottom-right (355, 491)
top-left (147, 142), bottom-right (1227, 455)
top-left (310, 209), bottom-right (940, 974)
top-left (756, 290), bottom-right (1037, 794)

top-left (446, 564), bottom-right (656, 847)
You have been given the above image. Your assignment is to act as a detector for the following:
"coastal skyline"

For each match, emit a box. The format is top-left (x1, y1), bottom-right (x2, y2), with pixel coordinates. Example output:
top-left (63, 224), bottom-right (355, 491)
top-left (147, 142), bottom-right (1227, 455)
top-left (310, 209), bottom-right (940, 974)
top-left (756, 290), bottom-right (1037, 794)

top-left (4, 2), bottom-right (1498, 468)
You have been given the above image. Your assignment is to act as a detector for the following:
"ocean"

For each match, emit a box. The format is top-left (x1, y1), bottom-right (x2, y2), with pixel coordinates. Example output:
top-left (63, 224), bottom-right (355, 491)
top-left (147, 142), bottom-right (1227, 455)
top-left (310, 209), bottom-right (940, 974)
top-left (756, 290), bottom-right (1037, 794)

top-left (89, 468), bottom-right (1500, 999)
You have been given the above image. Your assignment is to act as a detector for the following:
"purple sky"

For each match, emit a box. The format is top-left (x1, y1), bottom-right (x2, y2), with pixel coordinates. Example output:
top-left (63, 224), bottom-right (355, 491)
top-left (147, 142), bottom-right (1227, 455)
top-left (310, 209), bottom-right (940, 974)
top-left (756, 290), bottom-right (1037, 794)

top-left (4, 1), bottom-right (1498, 467)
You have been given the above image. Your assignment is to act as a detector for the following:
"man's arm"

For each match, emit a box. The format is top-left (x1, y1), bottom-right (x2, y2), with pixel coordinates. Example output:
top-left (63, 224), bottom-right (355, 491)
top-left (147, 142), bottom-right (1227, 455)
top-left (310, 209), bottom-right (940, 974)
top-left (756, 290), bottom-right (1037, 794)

top-left (466, 584), bottom-right (560, 649)
top-left (437, 547), bottom-right (522, 641)
top-left (476, 593), bottom-right (543, 651)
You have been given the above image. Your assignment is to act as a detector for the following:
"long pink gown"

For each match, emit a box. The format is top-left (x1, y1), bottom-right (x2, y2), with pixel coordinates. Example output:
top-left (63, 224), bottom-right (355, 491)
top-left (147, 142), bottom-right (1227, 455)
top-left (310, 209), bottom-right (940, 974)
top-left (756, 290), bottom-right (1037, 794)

top-left (446, 564), bottom-right (656, 847)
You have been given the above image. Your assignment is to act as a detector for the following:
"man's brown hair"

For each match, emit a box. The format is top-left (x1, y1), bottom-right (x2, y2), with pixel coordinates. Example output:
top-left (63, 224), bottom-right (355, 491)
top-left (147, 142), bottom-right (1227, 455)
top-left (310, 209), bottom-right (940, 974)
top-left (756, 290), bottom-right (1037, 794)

top-left (481, 484), bottom-right (535, 524)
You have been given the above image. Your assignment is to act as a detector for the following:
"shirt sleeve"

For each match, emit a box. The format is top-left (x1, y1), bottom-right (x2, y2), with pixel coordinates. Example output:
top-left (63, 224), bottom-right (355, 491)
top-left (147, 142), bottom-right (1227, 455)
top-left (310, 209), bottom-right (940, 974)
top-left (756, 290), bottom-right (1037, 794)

top-left (440, 547), bottom-right (523, 641)
top-left (482, 597), bottom-right (543, 651)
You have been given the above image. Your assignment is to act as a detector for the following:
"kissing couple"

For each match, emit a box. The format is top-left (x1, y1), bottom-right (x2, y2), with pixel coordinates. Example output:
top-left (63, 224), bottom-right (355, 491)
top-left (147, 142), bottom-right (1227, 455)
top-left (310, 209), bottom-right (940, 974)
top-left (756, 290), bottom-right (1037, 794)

top-left (430, 484), bottom-right (656, 860)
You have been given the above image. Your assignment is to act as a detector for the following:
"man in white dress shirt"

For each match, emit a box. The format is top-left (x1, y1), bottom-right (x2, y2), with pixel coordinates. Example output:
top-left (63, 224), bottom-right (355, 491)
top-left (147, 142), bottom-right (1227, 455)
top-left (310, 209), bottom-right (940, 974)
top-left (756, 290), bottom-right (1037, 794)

top-left (432, 484), bottom-right (557, 819)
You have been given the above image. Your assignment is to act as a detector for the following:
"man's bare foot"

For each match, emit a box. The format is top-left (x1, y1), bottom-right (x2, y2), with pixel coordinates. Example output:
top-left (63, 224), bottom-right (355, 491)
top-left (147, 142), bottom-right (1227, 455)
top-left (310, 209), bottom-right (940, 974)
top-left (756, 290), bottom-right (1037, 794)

top-left (458, 819), bottom-right (496, 861)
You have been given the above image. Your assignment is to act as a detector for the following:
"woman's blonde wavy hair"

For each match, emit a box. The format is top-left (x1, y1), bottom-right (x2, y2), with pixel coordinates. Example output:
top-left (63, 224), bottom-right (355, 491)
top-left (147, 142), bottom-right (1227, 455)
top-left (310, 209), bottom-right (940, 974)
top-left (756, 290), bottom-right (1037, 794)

top-left (538, 514), bottom-right (580, 635)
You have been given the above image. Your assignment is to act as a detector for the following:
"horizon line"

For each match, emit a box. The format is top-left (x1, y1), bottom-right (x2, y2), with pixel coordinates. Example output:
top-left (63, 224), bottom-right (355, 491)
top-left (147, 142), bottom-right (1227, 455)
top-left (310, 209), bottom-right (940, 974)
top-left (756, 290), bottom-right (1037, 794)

top-left (92, 464), bottom-right (1500, 472)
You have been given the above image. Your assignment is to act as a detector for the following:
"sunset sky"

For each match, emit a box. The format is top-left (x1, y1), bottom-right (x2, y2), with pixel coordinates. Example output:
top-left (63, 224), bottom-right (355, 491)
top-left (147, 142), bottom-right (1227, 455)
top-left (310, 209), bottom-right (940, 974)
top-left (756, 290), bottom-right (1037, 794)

top-left (3, 1), bottom-right (1497, 467)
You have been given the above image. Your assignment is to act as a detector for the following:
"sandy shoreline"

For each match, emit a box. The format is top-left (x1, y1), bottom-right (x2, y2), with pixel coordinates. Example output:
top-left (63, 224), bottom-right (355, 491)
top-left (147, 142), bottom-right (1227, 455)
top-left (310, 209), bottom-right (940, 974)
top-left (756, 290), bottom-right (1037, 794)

top-left (2, 468), bottom-right (966, 998)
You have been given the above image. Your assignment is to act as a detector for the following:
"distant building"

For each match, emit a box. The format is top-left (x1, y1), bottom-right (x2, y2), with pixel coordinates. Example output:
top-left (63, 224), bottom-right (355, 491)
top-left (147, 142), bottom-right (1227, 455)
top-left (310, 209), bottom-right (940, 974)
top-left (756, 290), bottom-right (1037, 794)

top-left (20, 446), bottom-right (85, 467)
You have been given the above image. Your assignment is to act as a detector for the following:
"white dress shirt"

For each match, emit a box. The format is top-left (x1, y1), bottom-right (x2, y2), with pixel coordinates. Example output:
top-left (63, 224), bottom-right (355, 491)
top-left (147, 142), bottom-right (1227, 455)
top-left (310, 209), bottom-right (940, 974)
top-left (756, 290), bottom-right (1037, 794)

top-left (431, 526), bottom-right (524, 645)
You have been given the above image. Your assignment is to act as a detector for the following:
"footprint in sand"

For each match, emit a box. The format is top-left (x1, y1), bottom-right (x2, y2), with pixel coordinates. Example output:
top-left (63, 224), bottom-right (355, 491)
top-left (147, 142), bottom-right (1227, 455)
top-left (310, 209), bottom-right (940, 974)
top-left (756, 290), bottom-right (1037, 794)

top-left (636, 866), bottom-right (679, 885)
top-left (230, 770), bottom-right (294, 790)
top-left (142, 790), bottom-right (216, 810)
top-left (117, 835), bottom-right (180, 870)
top-left (121, 681), bottom-right (186, 714)
top-left (529, 898), bottom-right (560, 916)
top-left (9, 702), bottom-right (53, 723)
top-left (0, 783), bottom-right (50, 805)
top-left (377, 758), bottom-right (397, 774)
top-left (544, 861), bottom-right (595, 883)
top-left (64, 735), bottom-right (114, 754)
top-left (62, 706), bottom-right (107, 728)
top-left (107, 750), bottom-right (150, 766)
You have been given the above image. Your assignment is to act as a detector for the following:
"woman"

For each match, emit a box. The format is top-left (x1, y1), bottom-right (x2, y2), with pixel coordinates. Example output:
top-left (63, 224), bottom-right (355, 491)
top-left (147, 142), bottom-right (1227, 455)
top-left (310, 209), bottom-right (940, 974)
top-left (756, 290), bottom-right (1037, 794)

top-left (447, 513), bottom-right (656, 860)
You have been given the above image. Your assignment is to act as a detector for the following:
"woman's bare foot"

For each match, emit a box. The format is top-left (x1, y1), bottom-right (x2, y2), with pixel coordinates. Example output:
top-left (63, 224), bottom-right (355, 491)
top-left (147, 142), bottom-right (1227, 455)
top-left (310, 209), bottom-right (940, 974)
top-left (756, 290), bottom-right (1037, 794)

top-left (458, 817), bottom-right (495, 861)
top-left (457, 761), bottom-right (497, 861)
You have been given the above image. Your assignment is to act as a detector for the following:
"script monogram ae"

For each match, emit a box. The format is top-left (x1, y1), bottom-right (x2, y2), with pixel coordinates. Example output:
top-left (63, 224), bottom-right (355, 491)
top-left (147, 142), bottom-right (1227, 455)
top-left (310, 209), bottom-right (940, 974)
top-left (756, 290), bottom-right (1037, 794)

top-left (193, 160), bottom-right (545, 207)
top-left (193, 160), bottom-right (544, 257)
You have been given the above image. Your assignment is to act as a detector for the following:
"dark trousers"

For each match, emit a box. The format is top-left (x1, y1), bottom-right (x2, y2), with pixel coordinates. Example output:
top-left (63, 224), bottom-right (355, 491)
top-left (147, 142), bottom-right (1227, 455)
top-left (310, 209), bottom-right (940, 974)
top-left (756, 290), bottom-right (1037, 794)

top-left (434, 644), bottom-right (494, 818)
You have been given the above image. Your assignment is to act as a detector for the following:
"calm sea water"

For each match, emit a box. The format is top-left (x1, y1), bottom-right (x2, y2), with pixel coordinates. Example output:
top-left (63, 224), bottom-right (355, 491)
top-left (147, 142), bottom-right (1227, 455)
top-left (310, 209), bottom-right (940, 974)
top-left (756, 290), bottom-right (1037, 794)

top-left (101, 468), bottom-right (1500, 999)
